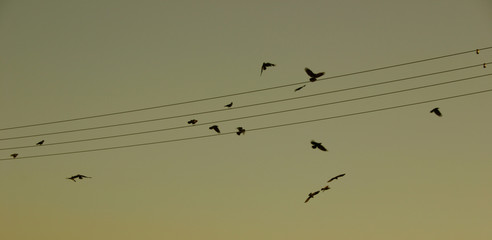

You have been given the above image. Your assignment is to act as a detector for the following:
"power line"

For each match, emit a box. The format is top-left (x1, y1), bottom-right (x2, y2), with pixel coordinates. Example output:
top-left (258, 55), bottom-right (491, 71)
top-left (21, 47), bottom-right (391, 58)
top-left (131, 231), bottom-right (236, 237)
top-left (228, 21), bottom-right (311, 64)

top-left (1, 47), bottom-right (490, 132)
top-left (2, 88), bottom-right (491, 162)
top-left (1, 62), bottom-right (489, 141)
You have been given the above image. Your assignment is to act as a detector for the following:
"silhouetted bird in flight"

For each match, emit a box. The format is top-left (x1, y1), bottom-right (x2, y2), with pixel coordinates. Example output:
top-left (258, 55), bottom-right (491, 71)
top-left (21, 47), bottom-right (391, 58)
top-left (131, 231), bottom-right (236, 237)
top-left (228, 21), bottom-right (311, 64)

top-left (304, 191), bottom-right (320, 203)
top-left (294, 85), bottom-right (306, 92)
top-left (430, 107), bottom-right (442, 117)
top-left (260, 62), bottom-right (275, 76)
top-left (311, 140), bottom-right (327, 151)
top-left (327, 173), bottom-right (346, 183)
top-left (224, 102), bottom-right (233, 108)
top-left (10, 153), bottom-right (18, 159)
top-left (36, 140), bottom-right (45, 145)
top-left (67, 174), bottom-right (91, 182)
top-left (188, 119), bottom-right (198, 125)
top-left (320, 185), bottom-right (330, 192)
top-left (305, 68), bottom-right (325, 82)
top-left (209, 125), bottom-right (220, 133)
top-left (236, 127), bottom-right (246, 135)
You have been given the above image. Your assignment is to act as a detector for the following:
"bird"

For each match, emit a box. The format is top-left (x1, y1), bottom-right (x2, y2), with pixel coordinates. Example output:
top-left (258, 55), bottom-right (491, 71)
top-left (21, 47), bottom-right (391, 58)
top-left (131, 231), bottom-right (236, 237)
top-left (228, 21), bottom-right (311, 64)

top-left (320, 185), bottom-right (330, 192)
top-left (36, 140), bottom-right (45, 145)
top-left (305, 67), bottom-right (325, 82)
top-left (476, 49), bottom-right (480, 54)
top-left (311, 140), bottom-right (328, 151)
top-left (260, 62), bottom-right (275, 76)
top-left (67, 174), bottom-right (92, 182)
top-left (327, 173), bottom-right (346, 183)
top-left (209, 125), bottom-right (220, 133)
top-left (484, 63), bottom-right (487, 68)
top-left (10, 153), bottom-right (18, 159)
top-left (236, 127), bottom-right (246, 135)
top-left (294, 85), bottom-right (306, 92)
top-left (304, 191), bottom-right (320, 203)
top-left (224, 102), bottom-right (233, 108)
top-left (188, 119), bottom-right (198, 125)
top-left (430, 107), bottom-right (442, 117)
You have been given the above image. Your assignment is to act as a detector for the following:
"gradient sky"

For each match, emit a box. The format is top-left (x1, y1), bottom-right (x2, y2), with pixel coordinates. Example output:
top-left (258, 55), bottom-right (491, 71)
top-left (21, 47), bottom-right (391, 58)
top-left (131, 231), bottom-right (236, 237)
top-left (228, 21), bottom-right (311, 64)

top-left (1, 1), bottom-right (492, 239)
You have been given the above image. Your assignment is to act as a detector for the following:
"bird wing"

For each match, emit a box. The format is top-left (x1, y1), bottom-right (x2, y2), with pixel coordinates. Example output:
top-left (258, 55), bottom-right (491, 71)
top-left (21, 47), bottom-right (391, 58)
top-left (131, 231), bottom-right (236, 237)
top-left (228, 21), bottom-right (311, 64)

top-left (317, 144), bottom-right (328, 151)
top-left (313, 72), bottom-right (325, 78)
top-left (305, 68), bottom-right (316, 77)
top-left (304, 196), bottom-right (312, 203)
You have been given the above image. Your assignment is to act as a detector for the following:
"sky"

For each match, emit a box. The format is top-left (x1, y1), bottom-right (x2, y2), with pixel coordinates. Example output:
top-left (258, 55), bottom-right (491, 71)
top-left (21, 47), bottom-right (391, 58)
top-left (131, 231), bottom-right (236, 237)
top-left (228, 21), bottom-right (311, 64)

top-left (1, 0), bottom-right (491, 239)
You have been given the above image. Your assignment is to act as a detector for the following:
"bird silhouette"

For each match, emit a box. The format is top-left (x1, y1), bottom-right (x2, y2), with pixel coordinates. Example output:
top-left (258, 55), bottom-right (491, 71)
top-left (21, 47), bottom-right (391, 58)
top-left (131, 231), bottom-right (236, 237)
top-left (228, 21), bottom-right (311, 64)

top-left (236, 127), bottom-right (246, 135)
top-left (476, 49), bottom-right (480, 54)
top-left (304, 191), bottom-right (320, 203)
top-left (320, 185), bottom-right (330, 191)
top-left (67, 174), bottom-right (91, 182)
top-left (188, 119), bottom-right (198, 125)
top-left (311, 140), bottom-right (328, 151)
top-left (430, 107), bottom-right (442, 117)
top-left (260, 62), bottom-right (275, 76)
top-left (327, 173), bottom-right (346, 183)
top-left (484, 63), bottom-right (487, 68)
top-left (209, 125), bottom-right (220, 133)
top-left (36, 140), bottom-right (45, 145)
top-left (10, 153), bottom-right (18, 159)
top-left (305, 68), bottom-right (325, 82)
top-left (294, 85), bottom-right (306, 92)
top-left (224, 102), bottom-right (233, 108)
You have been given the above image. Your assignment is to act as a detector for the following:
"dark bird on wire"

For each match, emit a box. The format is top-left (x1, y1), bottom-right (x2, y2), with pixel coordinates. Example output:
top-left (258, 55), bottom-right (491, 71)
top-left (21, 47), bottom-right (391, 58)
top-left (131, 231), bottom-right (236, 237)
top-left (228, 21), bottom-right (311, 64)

top-left (294, 85), bottom-right (306, 92)
top-left (260, 62), bottom-right (276, 76)
top-left (305, 67), bottom-right (325, 82)
top-left (188, 119), bottom-right (198, 125)
top-left (327, 173), bottom-right (346, 183)
top-left (311, 140), bottom-right (328, 151)
top-left (67, 174), bottom-right (91, 182)
top-left (430, 107), bottom-right (442, 117)
top-left (224, 102), bottom-right (233, 108)
top-left (304, 191), bottom-right (320, 203)
top-left (10, 153), bottom-right (18, 159)
top-left (36, 140), bottom-right (45, 145)
top-left (476, 49), bottom-right (480, 54)
top-left (320, 185), bottom-right (330, 192)
top-left (484, 63), bottom-right (487, 68)
top-left (209, 125), bottom-right (220, 133)
top-left (236, 127), bottom-right (246, 135)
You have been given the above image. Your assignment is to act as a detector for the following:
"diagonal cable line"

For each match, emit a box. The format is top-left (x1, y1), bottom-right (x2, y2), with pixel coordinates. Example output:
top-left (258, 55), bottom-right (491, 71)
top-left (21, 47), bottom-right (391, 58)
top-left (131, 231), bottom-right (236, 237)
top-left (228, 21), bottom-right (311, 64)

top-left (1, 62), bottom-right (489, 141)
top-left (1, 47), bottom-right (490, 132)
top-left (1, 88), bottom-right (491, 161)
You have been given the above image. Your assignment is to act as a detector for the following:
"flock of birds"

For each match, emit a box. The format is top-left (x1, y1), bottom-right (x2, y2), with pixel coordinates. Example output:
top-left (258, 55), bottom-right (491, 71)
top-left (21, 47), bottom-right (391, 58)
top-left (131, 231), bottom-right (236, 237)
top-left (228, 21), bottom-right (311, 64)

top-left (6, 62), bottom-right (445, 197)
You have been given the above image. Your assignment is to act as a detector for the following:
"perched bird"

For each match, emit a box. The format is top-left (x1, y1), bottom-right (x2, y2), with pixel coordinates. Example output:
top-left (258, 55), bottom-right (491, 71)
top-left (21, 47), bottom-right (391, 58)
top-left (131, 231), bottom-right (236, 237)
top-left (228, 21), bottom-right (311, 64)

top-left (10, 153), bottom-right (19, 159)
top-left (304, 191), bottom-right (320, 203)
top-left (188, 119), bottom-right (198, 125)
top-left (430, 107), bottom-right (442, 117)
top-left (484, 63), bottom-right (487, 68)
top-left (320, 185), bottom-right (330, 192)
top-left (67, 174), bottom-right (91, 182)
top-left (260, 62), bottom-right (276, 76)
top-left (294, 85), bottom-right (306, 92)
top-left (209, 125), bottom-right (220, 133)
top-left (311, 140), bottom-right (328, 151)
top-left (327, 173), bottom-right (346, 183)
top-left (36, 140), bottom-right (45, 145)
top-left (476, 49), bottom-right (480, 54)
top-left (236, 127), bottom-right (246, 135)
top-left (224, 102), bottom-right (233, 108)
top-left (305, 67), bottom-right (325, 82)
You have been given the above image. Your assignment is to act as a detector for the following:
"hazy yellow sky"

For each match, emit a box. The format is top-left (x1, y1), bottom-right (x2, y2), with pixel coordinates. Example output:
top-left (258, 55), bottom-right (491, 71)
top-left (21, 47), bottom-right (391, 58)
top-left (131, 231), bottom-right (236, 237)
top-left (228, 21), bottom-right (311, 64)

top-left (1, 1), bottom-right (491, 239)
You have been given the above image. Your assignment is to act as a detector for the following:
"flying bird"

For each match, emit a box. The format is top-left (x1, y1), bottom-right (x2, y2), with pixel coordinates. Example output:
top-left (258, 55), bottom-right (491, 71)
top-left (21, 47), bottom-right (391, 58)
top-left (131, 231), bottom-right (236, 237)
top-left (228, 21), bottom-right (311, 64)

top-left (188, 119), bottom-right (198, 125)
top-left (236, 127), bottom-right (246, 135)
top-left (294, 85), bottom-right (306, 92)
top-left (430, 107), bottom-right (442, 117)
top-left (224, 102), bottom-right (233, 108)
top-left (10, 153), bottom-right (18, 159)
top-left (36, 140), bottom-right (45, 145)
top-left (311, 140), bottom-right (328, 151)
top-left (305, 68), bottom-right (325, 82)
top-left (304, 191), bottom-right (320, 203)
top-left (209, 125), bottom-right (220, 133)
top-left (320, 185), bottom-right (330, 192)
top-left (67, 174), bottom-right (91, 182)
top-left (327, 173), bottom-right (346, 183)
top-left (260, 62), bottom-right (276, 76)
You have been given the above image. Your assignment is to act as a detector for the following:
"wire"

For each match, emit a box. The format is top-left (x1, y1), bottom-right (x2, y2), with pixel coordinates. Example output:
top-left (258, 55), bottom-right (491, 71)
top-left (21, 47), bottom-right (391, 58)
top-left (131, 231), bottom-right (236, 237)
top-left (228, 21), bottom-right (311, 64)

top-left (1, 62), bottom-right (489, 141)
top-left (2, 88), bottom-right (491, 161)
top-left (1, 47), bottom-right (490, 132)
